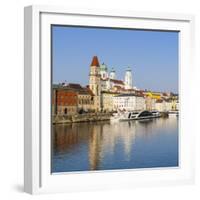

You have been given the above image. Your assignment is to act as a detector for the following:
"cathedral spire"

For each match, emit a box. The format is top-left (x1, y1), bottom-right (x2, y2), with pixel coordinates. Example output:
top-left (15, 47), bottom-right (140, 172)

top-left (90, 56), bottom-right (100, 67)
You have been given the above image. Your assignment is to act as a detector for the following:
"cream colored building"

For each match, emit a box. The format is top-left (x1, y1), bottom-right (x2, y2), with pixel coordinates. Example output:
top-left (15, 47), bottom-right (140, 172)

top-left (78, 92), bottom-right (94, 112)
top-left (113, 94), bottom-right (145, 111)
top-left (155, 100), bottom-right (167, 112)
top-left (101, 91), bottom-right (119, 112)
top-left (145, 96), bottom-right (156, 111)
top-left (155, 99), bottom-right (177, 112)
top-left (171, 98), bottom-right (179, 110)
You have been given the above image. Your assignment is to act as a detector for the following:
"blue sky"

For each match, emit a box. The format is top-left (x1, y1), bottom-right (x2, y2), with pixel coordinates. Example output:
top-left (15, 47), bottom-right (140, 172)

top-left (52, 26), bottom-right (178, 93)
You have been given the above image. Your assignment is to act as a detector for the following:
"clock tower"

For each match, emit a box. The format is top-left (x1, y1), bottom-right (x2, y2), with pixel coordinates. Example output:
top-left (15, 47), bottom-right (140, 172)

top-left (89, 56), bottom-right (101, 111)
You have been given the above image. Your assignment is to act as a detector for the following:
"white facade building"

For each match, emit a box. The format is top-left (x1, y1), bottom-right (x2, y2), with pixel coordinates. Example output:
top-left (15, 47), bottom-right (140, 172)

top-left (155, 100), bottom-right (173, 112)
top-left (113, 94), bottom-right (145, 111)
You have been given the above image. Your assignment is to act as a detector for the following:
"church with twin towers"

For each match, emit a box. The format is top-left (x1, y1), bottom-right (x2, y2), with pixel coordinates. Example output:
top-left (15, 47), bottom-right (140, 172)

top-left (89, 56), bottom-right (135, 111)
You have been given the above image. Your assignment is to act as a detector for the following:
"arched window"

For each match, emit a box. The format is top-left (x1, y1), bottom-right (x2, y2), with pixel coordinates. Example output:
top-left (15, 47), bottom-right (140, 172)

top-left (64, 108), bottom-right (68, 114)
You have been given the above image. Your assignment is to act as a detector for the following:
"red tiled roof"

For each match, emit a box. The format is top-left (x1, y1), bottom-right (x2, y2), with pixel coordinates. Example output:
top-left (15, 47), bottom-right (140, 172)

top-left (100, 78), bottom-right (109, 81)
top-left (127, 89), bottom-right (136, 91)
top-left (110, 79), bottom-right (124, 85)
top-left (156, 99), bottom-right (163, 103)
top-left (113, 85), bottom-right (123, 90)
top-left (136, 91), bottom-right (144, 95)
top-left (90, 56), bottom-right (100, 67)
top-left (85, 88), bottom-right (95, 96)
top-left (113, 86), bottom-right (127, 92)
top-left (162, 93), bottom-right (168, 96)
top-left (68, 83), bottom-right (83, 90)
top-left (102, 91), bottom-right (120, 94)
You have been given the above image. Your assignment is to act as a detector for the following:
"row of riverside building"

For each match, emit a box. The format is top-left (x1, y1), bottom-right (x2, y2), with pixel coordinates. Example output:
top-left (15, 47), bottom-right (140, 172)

top-left (52, 56), bottom-right (179, 116)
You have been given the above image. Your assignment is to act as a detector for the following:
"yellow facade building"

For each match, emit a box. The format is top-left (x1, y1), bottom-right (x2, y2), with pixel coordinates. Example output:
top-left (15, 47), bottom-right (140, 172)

top-left (145, 92), bottom-right (162, 100)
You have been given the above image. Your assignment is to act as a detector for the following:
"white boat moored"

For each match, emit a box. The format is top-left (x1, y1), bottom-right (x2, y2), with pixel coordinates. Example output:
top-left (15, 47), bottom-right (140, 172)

top-left (110, 110), bottom-right (161, 122)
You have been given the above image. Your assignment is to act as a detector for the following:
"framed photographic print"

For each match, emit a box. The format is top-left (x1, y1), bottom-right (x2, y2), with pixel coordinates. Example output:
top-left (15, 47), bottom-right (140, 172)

top-left (24, 5), bottom-right (195, 194)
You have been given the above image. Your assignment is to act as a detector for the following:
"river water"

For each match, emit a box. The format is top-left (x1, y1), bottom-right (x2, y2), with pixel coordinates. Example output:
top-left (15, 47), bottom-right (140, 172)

top-left (52, 117), bottom-right (178, 173)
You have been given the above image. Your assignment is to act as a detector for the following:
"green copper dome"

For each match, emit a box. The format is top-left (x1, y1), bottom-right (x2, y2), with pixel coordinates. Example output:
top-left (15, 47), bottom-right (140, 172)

top-left (100, 63), bottom-right (108, 71)
top-left (110, 67), bottom-right (115, 72)
top-left (126, 67), bottom-right (131, 71)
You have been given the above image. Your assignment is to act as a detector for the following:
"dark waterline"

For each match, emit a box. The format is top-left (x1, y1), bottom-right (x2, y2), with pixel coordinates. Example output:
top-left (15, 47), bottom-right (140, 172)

top-left (51, 117), bottom-right (178, 173)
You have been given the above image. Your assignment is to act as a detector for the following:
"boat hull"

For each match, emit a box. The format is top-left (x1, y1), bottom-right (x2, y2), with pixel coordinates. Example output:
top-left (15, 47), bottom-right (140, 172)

top-left (110, 110), bottom-right (161, 122)
top-left (120, 115), bottom-right (160, 121)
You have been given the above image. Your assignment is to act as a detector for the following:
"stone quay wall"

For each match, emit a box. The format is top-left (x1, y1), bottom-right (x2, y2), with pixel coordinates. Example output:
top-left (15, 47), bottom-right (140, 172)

top-left (52, 113), bottom-right (112, 124)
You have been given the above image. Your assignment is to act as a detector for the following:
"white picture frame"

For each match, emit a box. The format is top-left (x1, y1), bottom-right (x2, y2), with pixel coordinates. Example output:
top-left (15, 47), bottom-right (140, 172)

top-left (24, 5), bottom-right (195, 194)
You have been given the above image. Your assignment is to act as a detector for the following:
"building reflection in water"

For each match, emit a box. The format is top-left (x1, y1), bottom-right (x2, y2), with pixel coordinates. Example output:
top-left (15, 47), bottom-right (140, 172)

top-left (52, 117), bottom-right (178, 172)
top-left (88, 124), bottom-right (103, 170)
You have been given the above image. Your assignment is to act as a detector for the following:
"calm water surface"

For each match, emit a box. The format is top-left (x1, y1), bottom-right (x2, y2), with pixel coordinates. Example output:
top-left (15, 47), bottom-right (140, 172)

top-left (52, 117), bottom-right (178, 173)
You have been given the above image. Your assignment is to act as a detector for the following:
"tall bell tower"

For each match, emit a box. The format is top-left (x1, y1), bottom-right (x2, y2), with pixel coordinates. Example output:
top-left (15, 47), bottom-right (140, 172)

top-left (125, 67), bottom-right (133, 89)
top-left (89, 56), bottom-right (101, 111)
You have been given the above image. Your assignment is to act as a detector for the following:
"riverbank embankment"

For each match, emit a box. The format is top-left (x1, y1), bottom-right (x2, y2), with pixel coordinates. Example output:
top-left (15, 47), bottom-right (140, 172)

top-left (52, 113), bottom-right (111, 124)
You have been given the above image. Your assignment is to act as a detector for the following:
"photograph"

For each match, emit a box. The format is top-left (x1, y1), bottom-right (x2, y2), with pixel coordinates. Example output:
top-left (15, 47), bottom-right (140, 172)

top-left (51, 25), bottom-right (179, 173)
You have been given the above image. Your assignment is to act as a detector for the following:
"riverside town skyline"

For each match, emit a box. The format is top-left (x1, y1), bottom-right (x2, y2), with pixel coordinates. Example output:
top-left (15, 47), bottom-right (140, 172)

top-left (51, 26), bottom-right (179, 173)
top-left (52, 55), bottom-right (178, 115)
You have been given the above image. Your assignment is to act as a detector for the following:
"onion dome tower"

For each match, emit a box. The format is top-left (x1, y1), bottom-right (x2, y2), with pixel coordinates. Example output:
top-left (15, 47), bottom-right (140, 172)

top-left (109, 67), bottom-right (116, 79)
top-left (100, 63), bottom-right (108, 80)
